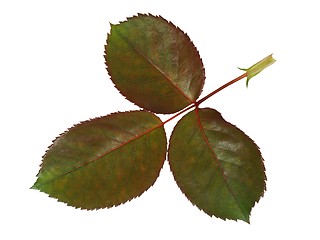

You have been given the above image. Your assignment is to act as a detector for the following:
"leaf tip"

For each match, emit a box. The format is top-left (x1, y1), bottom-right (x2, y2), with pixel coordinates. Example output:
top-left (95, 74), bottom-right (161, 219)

top-left (30, 179), bottom-right (41, 190)
top-left (30, 183), bottom-right (39, 192)
top-left (242, 214), bottom-right (251, 224)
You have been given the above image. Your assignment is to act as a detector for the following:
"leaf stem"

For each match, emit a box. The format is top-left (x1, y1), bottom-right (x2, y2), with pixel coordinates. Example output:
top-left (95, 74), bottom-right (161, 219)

top-left (196, 72), bottom-right (248, 106)
top-left (163, 72), bottom-right (248, 125)
top-left (162, 103), bottom-right (196, 125)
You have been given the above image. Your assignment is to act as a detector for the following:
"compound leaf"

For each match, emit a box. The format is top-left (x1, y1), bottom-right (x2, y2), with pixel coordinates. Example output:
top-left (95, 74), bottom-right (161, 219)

top-left (32, 111), bottom-right (167, 209)
top-left (105, 14), bottom-right (205, 114)
top-left (168, 108), bottom-right (266, 222)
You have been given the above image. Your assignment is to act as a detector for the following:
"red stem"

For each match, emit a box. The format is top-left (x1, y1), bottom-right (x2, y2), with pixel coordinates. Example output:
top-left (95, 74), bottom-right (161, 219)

top-left (162, 103), bottom-right (195, 125)
top-left (162, 72), bottom-right (248, 125)
top-left (196, 72), bottom-right (248, 106)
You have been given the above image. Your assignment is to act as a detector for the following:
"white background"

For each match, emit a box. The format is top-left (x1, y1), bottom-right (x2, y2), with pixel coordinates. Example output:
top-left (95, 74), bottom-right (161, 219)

top-left (1, 0), bottom-right (319, 239)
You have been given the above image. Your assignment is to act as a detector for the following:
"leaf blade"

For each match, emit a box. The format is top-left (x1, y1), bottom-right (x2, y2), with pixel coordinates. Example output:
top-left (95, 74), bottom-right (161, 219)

top-left (168, 108), bottom-right (266, 222)
top-left (105, 14), bottom-right (205, 113)
top-left (32, 111), bottom-right (167, 209)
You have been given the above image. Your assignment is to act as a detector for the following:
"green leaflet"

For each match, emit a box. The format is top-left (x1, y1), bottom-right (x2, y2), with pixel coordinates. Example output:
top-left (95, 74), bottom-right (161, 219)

top-left (32, 111), bottom-right (167, 209)
top-left (105, 14), bottom-right (205, 114)
top-left (168, 108), bottom-right (266, 222)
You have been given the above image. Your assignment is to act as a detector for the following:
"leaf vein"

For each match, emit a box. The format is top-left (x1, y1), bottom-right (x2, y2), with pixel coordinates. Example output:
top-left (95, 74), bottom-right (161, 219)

top-left (37, 122), bottom-right (163, 188)
top-left (194, 108), bottom-right (246, 218)
top-left (115, 28), bottom-right (194, 104)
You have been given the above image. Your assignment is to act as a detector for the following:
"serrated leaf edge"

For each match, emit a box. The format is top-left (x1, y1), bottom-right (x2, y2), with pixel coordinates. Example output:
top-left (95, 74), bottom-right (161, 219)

top-left (104, 13), bottom-right (205, 114)
top-left (168, 107), bottom-right (266, 223)
top-left (32, 110), bottom-right (167, 210)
